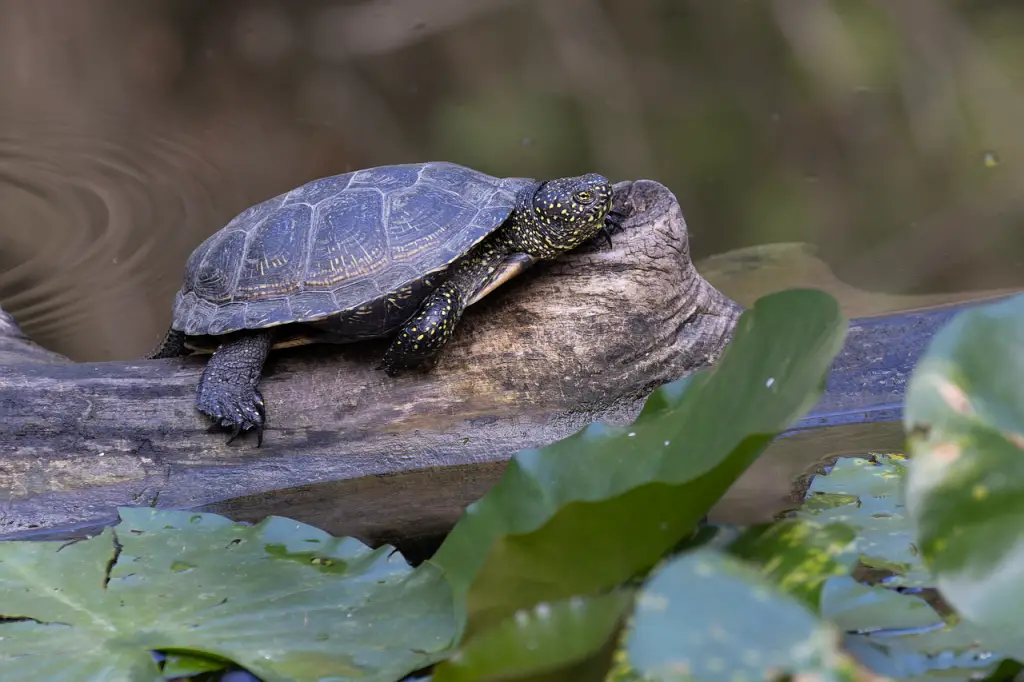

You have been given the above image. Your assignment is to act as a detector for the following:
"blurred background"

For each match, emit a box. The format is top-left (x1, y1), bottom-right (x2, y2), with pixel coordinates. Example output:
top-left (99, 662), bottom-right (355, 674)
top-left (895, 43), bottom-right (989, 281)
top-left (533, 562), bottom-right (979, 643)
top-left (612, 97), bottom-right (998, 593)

top-left (0, 0), bottom-right (1021, 362)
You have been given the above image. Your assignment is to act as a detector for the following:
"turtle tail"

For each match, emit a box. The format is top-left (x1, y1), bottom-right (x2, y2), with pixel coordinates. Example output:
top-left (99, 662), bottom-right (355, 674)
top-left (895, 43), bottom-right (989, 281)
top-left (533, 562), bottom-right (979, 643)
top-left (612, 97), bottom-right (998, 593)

top-left (146, 327), bottom-right (187, 359)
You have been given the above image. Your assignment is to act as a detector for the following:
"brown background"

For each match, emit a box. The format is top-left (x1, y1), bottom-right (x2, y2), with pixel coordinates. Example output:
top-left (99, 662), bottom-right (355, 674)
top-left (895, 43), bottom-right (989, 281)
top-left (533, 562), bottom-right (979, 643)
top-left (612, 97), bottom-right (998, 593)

top-left (1, 0), bottom-right (1021, 361)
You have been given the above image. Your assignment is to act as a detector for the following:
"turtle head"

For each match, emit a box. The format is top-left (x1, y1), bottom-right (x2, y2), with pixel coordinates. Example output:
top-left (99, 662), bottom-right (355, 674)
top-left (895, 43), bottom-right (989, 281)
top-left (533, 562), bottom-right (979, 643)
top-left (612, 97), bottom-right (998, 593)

top-left (510, 173), bottom-right (614, 258)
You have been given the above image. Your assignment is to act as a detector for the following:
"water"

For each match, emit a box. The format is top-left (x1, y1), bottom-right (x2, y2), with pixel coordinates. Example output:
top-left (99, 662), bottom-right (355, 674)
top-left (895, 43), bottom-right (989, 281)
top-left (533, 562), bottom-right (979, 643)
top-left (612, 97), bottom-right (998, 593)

top-left (0, 120), bottom-right (230, 360)
top-left (1, 0), bottom-right (1022, 364)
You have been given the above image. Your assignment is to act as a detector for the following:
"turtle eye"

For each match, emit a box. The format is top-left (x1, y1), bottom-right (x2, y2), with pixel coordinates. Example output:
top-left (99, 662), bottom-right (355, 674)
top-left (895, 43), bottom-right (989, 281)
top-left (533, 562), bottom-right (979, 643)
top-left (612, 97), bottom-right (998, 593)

top-left (574, 191), bottom-right (593, 204)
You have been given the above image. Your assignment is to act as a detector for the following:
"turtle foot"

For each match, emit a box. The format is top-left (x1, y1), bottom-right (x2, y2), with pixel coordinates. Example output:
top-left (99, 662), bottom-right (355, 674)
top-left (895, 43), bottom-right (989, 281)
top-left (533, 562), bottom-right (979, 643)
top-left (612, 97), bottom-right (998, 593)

top-left (196, 382), bottom-right (266, 446)
top-left (379, 281), bottom-right (463, 377)
top-left (377, 354), bottom-right (432, 378)
top-left (195, 330), bottom-right (273, 446)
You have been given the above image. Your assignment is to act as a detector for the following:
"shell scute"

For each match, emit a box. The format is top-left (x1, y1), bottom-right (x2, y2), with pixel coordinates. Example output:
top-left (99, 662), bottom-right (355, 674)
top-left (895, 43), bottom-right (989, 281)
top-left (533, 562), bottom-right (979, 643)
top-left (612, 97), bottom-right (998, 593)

top-left (349, 164), bottom-right (421, 191)
top-left (234, 203), bottom-right (313, 300)
top-left (289, 290), bottom-right (345, 322)
top-left (245, 298), bottom-right (291, 330)
top-left (284, 173), bottom-right (353, 206)
top-left (208, 301), bottom-right (247, 336)
top-left (185, 229), bottom-right (247, 303)
top-left (384, 184), bottom-right (481, 263)
top-left (304, 188), bottom-right (388, 289)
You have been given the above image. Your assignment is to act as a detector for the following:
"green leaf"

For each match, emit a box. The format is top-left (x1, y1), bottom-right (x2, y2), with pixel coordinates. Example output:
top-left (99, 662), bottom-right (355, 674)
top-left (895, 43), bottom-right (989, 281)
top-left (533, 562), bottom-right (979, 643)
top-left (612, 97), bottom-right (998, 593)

top-left (160, 652), bottom-right (228, 679)
top-left (792, 454), bottom-right (931, 588)
top-left (431, 591), bottom-right (633, 682)
top-left (792, 455), bottom-right (1016, 678)
top-left (904, 293), bottom-right (1024, 628)
top-left (434, 289), bottom-right (848, 635)
top-left (0, 508), bottom-right (456, 682)
top-left (722, 518), bottom-right (857, 608)
top-left (617, 548), bottom-right (853, 682)
top-left (793, 451), bottom-right (1024, 679)
top-left (820, 577), bottom-right (1023, 681)
top-left (821, 575), bottom-right (943, 631)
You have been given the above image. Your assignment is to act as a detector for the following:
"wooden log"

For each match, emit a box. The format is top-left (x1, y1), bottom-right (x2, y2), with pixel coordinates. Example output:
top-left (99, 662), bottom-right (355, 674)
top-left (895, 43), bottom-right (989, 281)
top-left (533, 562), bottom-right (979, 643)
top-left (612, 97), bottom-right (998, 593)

top-left (0, 179), bottom-right (743, 547)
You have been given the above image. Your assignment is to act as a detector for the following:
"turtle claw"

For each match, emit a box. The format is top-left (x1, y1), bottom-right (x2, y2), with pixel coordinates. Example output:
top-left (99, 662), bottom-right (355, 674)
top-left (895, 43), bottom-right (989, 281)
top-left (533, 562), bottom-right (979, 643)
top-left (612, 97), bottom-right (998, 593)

top-left (378, 360), bottom-right (406, 378)
top-left (225, 422), bottom-right (243, 445)
top-left (196, 383), bottom-right (266, 447)
top-left (595, 210), bottom-right (626, 251)
top-left (225, 419), bottom-right (263, 447)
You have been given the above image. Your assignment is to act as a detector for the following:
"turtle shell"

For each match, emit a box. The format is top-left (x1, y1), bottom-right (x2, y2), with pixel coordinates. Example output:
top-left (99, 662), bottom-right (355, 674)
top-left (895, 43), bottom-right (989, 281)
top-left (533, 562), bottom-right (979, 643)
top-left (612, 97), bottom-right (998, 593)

top-left (171, 161), bottom-right (534, 342)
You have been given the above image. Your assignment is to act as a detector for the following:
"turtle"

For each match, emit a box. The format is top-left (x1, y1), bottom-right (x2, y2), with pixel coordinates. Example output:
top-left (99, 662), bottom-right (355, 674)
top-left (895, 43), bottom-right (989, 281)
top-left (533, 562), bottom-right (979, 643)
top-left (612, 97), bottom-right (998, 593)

top-left (148, 161), bottom-right (621, 445)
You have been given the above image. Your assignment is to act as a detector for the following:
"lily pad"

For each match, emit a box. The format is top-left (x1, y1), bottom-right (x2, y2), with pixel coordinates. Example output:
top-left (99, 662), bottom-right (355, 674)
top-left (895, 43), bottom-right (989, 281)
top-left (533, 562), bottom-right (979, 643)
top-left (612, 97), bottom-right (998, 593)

top-left (793, 454), bottom-right (930, 588)
top-left (0, 508), bottom-right (455, 682)
top-left (792, 451), bottom-right (1024, 679)
top-left (820, 577), bottom-right (1023, 681)
top-left (616, 548), bottom-right (856, 682)
top-left (160, 652), bottom-right (229, 679)
top-left (904, 293), bottom-right (1024, 628)
top-left (434, 289), bottom-right (848, 635)
top-left (721, 518), bottom-right (857, 609)
top-left (431, 591), bottom-right (634, 682)
top-left (821, 575), bottom-right (944, 633)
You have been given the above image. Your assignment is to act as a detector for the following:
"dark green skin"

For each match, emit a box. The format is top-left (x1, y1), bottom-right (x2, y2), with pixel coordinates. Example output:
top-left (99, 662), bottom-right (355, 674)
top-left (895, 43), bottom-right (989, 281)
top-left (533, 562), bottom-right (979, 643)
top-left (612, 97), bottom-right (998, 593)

top-left (149, 162), bottom-right (618, 445)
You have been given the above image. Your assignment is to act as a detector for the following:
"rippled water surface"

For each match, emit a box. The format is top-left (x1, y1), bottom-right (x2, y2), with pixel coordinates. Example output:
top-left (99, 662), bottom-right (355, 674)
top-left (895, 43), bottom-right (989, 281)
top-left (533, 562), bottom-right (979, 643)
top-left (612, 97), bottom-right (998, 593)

top-left (2, 1), bottom-right (1024, 361)
top-left (0, 121), bottom-right (233, 359)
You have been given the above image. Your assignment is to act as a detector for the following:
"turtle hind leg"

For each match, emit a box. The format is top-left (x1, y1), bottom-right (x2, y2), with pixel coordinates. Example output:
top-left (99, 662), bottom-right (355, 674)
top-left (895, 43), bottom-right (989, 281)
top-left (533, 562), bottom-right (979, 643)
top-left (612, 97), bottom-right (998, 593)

top-left (195, 330), bottom-right (273, 446)
top-left (380, 280), bottom-right (464, 376)
top-left (146, 327), bottom-right (187, 359)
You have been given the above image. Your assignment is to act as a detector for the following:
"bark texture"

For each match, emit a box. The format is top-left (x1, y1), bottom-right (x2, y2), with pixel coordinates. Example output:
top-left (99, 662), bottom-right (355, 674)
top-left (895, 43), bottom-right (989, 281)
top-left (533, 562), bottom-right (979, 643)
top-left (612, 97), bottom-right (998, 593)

top-left (0, 179), bottom-right (743, 545)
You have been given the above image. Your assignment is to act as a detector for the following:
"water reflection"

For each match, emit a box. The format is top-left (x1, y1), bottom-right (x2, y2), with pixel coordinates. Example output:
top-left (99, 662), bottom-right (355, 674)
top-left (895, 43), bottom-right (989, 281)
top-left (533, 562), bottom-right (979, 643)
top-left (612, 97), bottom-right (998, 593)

top-left (0, 0), bottom-right (1022, 362)
top-left (0, 121), bottom-right (228, 360)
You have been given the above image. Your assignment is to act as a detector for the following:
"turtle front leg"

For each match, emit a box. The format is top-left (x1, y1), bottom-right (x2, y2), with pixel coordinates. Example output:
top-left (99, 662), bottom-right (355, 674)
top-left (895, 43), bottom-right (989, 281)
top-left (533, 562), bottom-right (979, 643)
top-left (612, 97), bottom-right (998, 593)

top-left (381, 244), bottom-right (520, 376)
top-left (195, 329), bottom-right (273, 446)
top-left (380, 281), bottom-right (465, 376)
